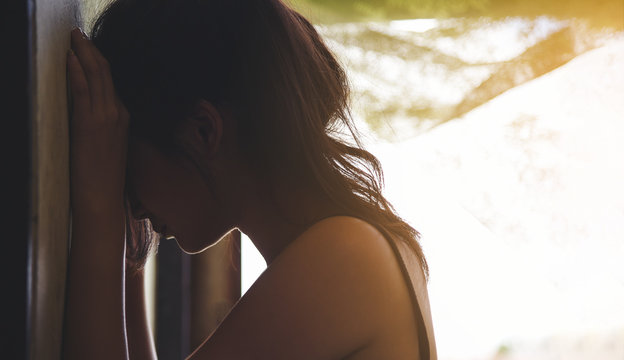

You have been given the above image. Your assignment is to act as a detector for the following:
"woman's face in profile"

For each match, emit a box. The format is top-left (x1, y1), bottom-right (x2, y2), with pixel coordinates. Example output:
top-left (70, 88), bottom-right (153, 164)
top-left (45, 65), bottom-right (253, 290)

top-left (126, 138), bottom-right (230, 254)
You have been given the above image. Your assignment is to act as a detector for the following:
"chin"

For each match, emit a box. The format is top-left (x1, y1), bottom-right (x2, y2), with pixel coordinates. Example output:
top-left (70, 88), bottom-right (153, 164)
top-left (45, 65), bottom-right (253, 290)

top-left (174, 234), bottom-right (226, 255)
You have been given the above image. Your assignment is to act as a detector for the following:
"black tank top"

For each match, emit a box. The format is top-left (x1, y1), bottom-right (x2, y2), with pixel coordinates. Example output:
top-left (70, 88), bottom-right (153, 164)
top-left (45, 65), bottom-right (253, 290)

top-left (313, 215), bottom-right (438, 359)
top-left (377, 224), bottom-right (438, 360)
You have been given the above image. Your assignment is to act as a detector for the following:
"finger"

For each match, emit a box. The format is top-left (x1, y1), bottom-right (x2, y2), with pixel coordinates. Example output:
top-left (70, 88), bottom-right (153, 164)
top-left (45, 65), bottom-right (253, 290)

top-left (114, 95), bottom-right (130, 124)
top-left (81, 32), bottom-right (118, 118)
top-left (97, 56), bottom-right (118, 120)
top-left (71, 28), bottom-right (105, 115)
top-left (115, 94), bottom-right (130, 157)
top-left (67, 48), bottom-right (91, 121)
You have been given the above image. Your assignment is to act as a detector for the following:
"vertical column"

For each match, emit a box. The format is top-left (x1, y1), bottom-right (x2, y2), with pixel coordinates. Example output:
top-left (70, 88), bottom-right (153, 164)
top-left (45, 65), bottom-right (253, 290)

top-left (154, 230), bottom-right (241, 359)
top-left (155, 239), bottom-right (192, 360)
top-left (27, 1), bottom-right (109, 358)
top-left (2, 0), bottom-right (34, 358)
top-left (29, 0), bottom-right (80, 358)
top-left (190, 230), bottom-right (241, 350)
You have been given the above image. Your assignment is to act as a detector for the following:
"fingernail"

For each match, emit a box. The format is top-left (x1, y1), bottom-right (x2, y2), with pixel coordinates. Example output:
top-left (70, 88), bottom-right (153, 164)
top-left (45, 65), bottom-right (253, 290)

top-left (71, 27), bottom-right (86, 39)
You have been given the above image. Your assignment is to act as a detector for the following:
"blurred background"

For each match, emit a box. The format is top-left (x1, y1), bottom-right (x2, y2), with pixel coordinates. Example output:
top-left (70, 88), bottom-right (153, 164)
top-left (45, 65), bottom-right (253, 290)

top-left (241, 0), bottom-right (624, 359)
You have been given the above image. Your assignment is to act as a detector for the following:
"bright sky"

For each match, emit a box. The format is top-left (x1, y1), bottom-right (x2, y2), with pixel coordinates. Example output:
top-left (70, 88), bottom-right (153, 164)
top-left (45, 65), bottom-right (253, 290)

top-left (241, 24), bottom-right (624, 359)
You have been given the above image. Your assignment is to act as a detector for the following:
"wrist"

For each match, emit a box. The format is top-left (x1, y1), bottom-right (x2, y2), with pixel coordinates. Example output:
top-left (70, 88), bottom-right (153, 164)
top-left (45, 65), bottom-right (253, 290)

top-left (71, 199), bottom-right (126, 220)
top-left (70, 201), bottom-right (126, 255)
top-left (71, 187), bottom-right (125, 213)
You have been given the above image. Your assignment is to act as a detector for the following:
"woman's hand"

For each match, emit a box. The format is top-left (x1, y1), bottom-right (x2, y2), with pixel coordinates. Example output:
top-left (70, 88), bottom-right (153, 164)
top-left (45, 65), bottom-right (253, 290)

top-left (68, 27), bottom-right (129, 214)
top-left (64, 28), bottom-right (132, 359)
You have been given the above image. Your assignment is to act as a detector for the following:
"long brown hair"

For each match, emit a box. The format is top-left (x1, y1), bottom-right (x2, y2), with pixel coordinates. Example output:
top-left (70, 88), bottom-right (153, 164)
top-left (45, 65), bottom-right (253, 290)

top-left (92, 0), bottom-right (429, 280)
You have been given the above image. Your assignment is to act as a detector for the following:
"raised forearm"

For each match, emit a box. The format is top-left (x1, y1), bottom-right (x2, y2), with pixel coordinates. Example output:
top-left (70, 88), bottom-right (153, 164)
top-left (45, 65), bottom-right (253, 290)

top-left (63, 205), bottom-right (128, 360)
top-left (64, 26), bottom-right (133, 359)
top-left (126, 268), bottom-right (158, 360)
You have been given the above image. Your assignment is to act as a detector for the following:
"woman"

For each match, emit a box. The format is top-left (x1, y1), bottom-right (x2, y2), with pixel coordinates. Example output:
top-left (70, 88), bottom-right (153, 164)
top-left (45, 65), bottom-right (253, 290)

top-left (63, 0), bottom-right (437, 358)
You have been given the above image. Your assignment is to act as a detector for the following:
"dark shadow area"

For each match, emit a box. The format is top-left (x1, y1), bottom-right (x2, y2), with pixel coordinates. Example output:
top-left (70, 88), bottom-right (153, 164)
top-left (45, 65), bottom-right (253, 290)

top-left (0, 0), bottom-right (34, 357)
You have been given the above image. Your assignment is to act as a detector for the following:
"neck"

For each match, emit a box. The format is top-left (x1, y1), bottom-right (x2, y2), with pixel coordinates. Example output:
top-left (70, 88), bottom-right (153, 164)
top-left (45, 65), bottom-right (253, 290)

top-left (236, 179), bottom-right (337, 265)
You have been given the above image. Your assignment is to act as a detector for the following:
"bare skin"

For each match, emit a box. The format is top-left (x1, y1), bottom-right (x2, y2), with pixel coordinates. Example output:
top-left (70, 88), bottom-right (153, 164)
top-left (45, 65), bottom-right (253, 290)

top-left (63, 27), bottom-right (430, 359)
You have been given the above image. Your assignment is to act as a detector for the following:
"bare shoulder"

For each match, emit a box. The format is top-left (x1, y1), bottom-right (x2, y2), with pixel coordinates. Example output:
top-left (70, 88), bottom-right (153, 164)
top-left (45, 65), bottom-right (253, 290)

top-left (286, 215), bottom-right (397, 266)
top-left (275, 215), bottom-right (410, 317)
top-left (189, 216), bottom-right (416, 360)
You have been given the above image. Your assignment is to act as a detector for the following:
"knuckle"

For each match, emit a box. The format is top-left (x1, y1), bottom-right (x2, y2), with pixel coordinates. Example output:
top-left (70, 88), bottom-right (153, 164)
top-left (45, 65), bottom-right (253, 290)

top-left (73, 83), bottom-right (89, 95)
top-left (119, 107), bottom-right (130, 121)
top-left (120, 113), bottom-right (130, 125)
top-left (100, 58), bottom-right (112, 72)
top-left (99, 56), bottom-right (110, 67)
top-left (86, 64), bottom-right (102, 78)
top-left (105, 107), bottom-right (119, 120)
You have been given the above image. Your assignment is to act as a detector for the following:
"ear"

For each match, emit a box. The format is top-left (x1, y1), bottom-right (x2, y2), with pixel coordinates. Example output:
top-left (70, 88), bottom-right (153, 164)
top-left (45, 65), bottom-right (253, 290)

top-left (176, 99), bottom-right (223, 159)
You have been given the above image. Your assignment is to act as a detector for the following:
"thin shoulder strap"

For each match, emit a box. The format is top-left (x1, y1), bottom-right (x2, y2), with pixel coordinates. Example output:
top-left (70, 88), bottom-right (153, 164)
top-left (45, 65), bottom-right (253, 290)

top-left (311, 215), bottom-right (438, 359)
top-left (379, 229), bottom-right (438, 360)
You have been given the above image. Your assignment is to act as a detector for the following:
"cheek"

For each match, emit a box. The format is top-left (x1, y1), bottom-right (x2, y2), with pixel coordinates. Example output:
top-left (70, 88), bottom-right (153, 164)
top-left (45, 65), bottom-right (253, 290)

top-left (145, 161), bottom-right (223, 251)
top-left (168, 173), bottom-right (226, 253)
top-left (127, 143), bottom-right (232, 252)
top-left (127, 146), bottom-right (194, 227)
top-left (167, 168), bottom-right (237, 254)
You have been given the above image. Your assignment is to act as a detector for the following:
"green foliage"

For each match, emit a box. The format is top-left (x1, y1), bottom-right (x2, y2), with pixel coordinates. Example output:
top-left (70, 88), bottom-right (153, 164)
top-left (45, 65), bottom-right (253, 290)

top-left (299, 0), bottom-right (490, 20)
top-left (496, 343), bottom-right (512, 355)
top-left (292, 0), bottom-right (624, 29)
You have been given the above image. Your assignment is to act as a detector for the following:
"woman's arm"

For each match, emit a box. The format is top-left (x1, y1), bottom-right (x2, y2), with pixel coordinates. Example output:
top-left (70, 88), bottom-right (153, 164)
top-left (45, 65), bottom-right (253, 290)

top-left (188, 217), bottom-right (401, 360)
top-left (62, 27), bottom-right (132, 359)
top-left (126, 269), bottom-right (158, 360)
top-left (63, 205), bottom-right (128, 359)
